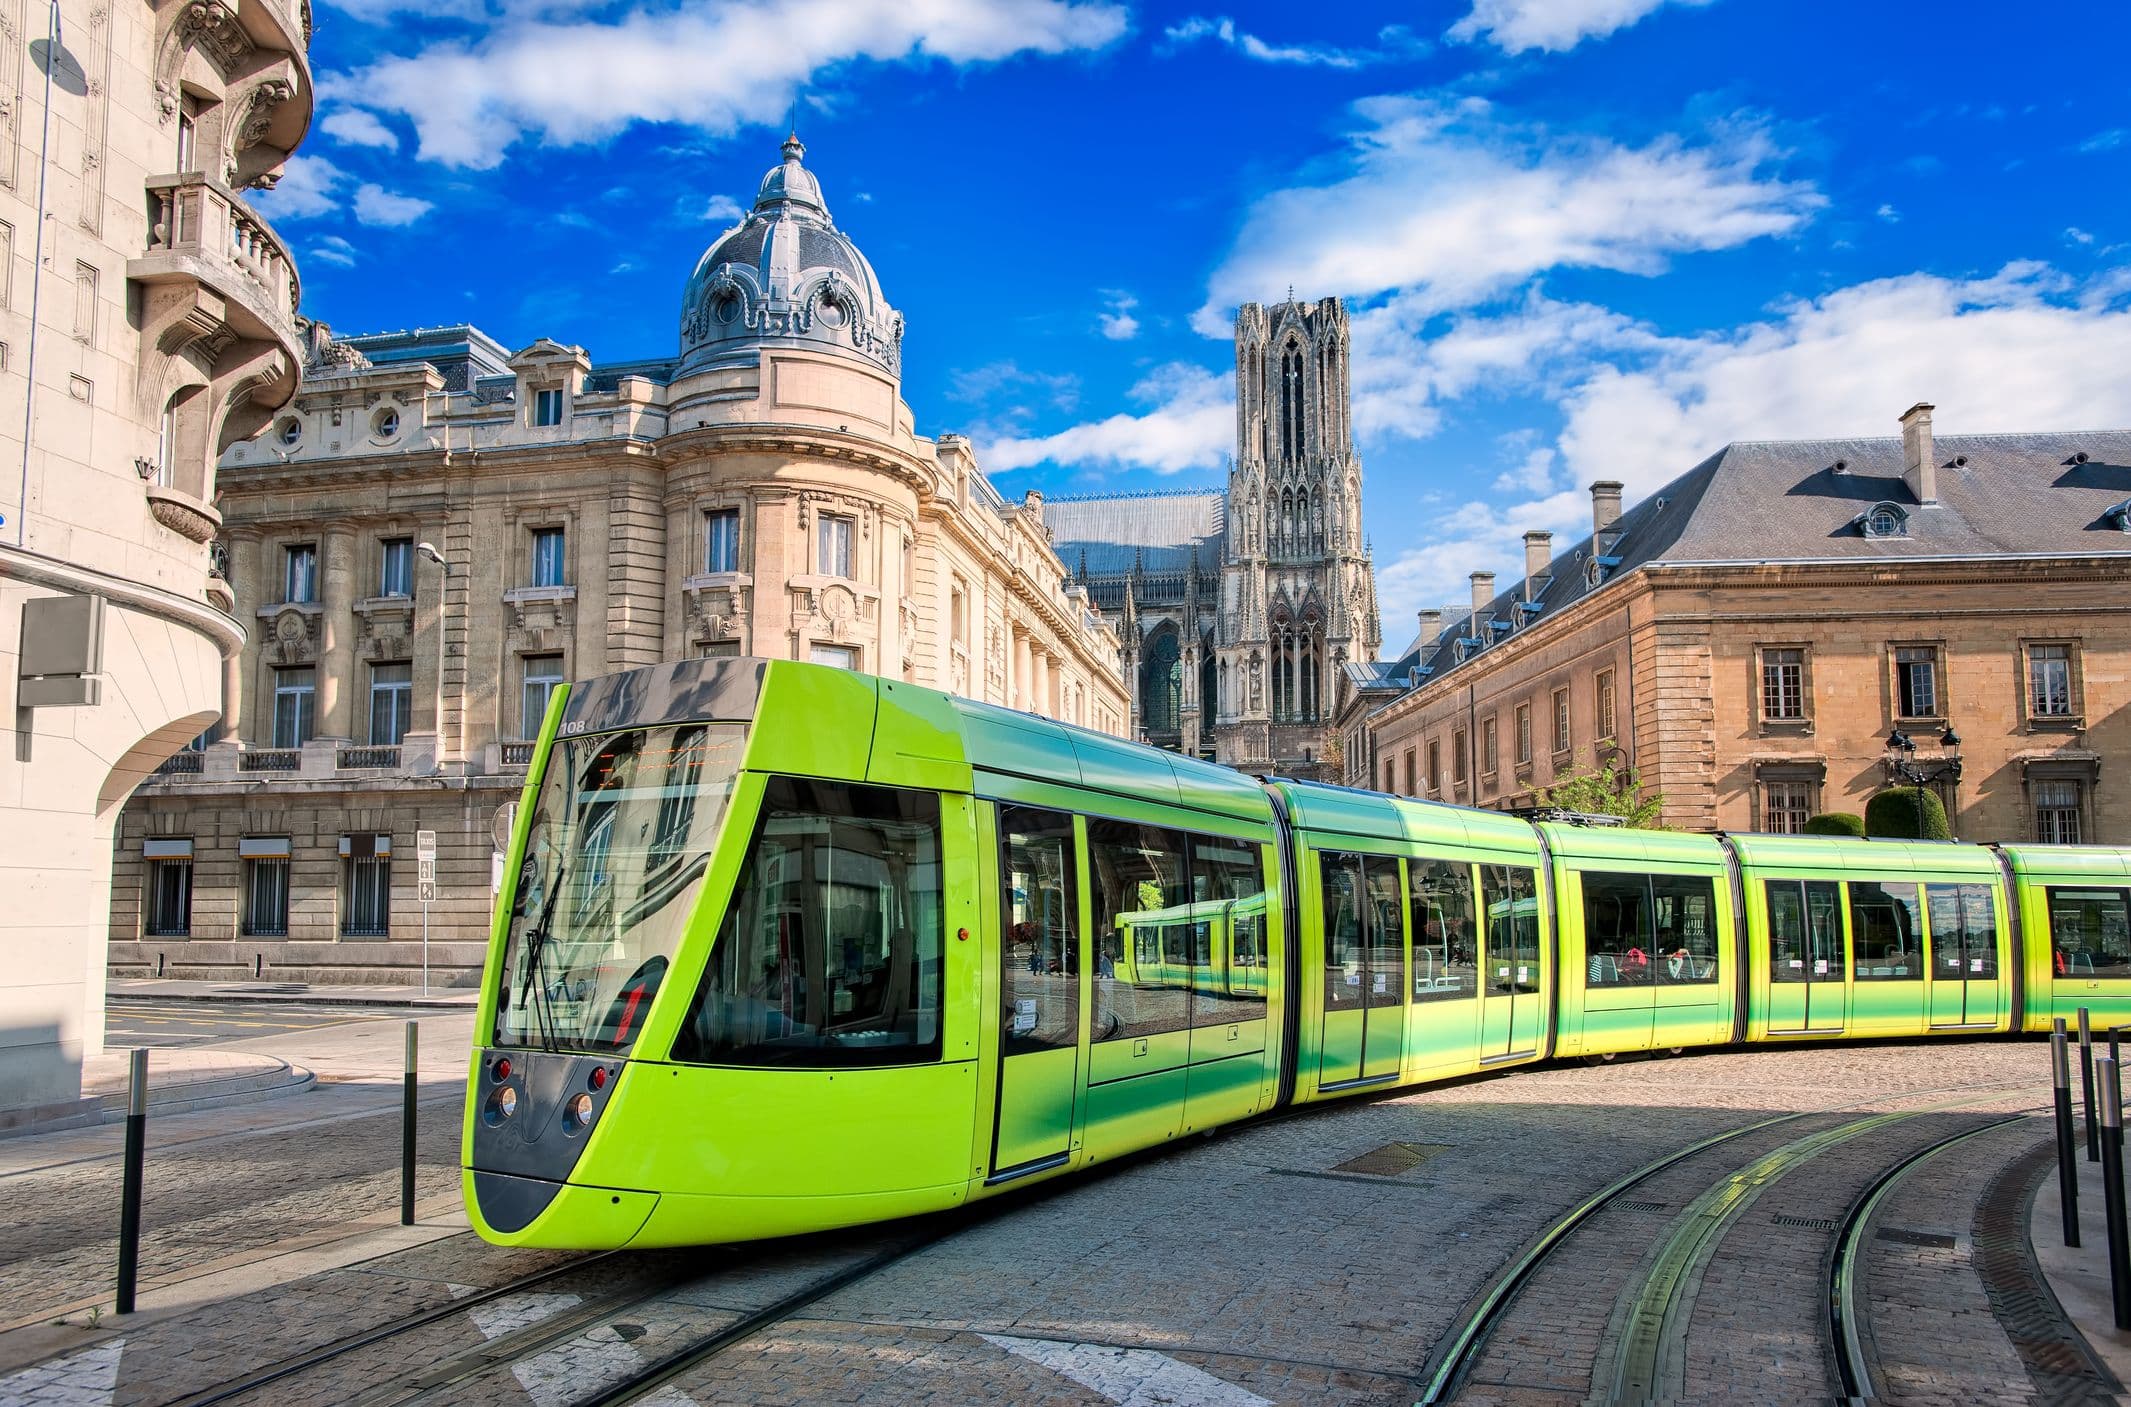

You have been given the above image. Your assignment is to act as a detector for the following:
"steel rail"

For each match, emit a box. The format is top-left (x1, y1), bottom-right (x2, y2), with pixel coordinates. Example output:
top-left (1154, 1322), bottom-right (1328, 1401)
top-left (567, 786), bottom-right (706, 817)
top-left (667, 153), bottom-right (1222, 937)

top-left (1828, 1115), bottom-right (2031, 1403)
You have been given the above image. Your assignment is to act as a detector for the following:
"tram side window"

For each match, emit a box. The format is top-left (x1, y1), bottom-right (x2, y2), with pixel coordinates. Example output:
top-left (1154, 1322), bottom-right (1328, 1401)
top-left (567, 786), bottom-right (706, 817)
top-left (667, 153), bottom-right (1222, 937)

top-left (1089, 819), bottom-right (1192, 1043)
top-left (1000, 806), bottom-right (1079, 1056)
top-left (2048, 887), bottom-right (2131, 978)
top-left (1651, 874), bottom-right (1720, 985)
top-left (1849, 881), bottom-right (1923, 980)
top-left (1766, 879), bottom-right (1844, 983)
top-left (1926, 883), bottom-right (1999, 979)
top-left (674, 778), bottom-right (943, 1067)
top-left (1581, 871), bottom-right (1652, 986)
top-left (1481, 865), bottom-right (1542, 995)
top-left (1190, 835), bottom-right (1269, 1027)
top-left (1411, 857), bottom-right (1478, 1003)
top-left (1321, 852), bottom-right (1368, 1011)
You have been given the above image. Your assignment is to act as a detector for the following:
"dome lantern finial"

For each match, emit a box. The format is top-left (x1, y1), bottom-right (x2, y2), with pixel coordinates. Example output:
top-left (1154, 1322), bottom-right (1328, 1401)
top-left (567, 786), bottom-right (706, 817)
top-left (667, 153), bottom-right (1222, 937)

top-left (782, 130), bottom-right (805, 164)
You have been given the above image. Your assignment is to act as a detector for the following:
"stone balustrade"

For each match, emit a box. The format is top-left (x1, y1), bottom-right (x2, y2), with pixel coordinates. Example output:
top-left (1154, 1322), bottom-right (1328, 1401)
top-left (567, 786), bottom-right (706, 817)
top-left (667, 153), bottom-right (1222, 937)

top-left (142, 174), bottom-right (302, 342)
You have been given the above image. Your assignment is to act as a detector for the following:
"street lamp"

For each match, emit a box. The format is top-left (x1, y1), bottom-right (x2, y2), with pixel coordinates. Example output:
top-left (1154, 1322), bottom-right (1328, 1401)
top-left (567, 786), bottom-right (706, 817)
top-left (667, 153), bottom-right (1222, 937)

top-left (1883, 723), bottom-right (1963, 839)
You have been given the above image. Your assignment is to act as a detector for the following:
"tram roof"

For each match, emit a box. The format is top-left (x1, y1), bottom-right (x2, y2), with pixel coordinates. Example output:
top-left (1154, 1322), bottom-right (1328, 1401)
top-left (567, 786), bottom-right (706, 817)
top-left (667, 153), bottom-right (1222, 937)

top-left (1722, 831), bottom-right (2002, 877)
top-left (1274, 780), bottom-right (1542, 857)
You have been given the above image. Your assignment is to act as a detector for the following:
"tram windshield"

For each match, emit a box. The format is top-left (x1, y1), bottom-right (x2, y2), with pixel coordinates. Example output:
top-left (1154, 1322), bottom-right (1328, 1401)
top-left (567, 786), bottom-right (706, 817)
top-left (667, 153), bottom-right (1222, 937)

top-left (494, 723), bottom-right (747, 1052)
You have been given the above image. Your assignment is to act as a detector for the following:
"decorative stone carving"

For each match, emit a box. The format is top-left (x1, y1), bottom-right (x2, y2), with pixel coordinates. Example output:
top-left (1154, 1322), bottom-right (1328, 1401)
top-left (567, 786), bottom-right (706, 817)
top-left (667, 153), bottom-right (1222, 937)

top-left (299, 317), bottom-right (371, 376)
top-left (145, 485), bottom-right (221, 543)
top-left (265, 605), bottom-right (320, 664)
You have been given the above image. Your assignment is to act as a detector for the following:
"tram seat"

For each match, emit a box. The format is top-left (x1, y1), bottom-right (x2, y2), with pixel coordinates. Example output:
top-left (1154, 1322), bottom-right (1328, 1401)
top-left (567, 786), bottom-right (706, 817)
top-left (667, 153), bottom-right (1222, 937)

top-left (2071, 952), bottom-right (2096, 974)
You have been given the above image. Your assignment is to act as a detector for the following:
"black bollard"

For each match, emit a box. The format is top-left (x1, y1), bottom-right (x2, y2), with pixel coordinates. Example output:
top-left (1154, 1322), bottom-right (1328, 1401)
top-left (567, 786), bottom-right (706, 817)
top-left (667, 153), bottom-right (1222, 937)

top-left (2056, 1020), bottom-right (2082, 1247)
top-left (401, 1021), bottom-right (418, 1227)
top-left (2081, 1008), bottom-right (2099, 1161)
top-left (2100, 1057), bottom-right (2131, 1330)
top-left (116, 1048), bottom-right (148, 1314)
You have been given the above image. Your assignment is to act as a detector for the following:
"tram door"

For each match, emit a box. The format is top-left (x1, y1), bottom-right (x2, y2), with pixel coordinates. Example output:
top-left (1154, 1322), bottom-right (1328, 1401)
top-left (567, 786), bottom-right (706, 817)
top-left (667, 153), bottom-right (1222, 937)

top-left (1927, 883), bottom-right (2002, 1028)
top-left (1318, 852), bottom-right (1406, 1087)
top-left (1479, 864), bottom-right (1544, 1058)
top-left (1765, 880), bottom-right (1845, 1033)
top-left (992, 806), bottom-right (1082, 1175)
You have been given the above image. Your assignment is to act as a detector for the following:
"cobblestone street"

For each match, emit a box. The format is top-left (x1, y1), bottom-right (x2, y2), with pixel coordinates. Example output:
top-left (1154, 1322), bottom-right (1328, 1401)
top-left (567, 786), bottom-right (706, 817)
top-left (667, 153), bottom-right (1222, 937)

top-left (3, 1032), bottom-right (2119, 1405)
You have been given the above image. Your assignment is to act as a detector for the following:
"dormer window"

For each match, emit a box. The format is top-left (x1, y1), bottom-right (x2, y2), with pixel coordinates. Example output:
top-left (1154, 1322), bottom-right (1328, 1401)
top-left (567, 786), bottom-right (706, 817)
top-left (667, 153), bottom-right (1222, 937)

top-left (2108, 498), bottom-right (2131, 532)
top-left (1860, 502), bottom-right (1909, 538)
top-left (1584, 557), bottom-right (1604, 590)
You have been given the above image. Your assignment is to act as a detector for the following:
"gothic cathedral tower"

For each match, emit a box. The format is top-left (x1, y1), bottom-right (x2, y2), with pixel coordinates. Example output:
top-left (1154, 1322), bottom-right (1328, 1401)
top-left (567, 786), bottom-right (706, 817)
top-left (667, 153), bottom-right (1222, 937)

top-left (1215, 296), bottom-right (1381, 777)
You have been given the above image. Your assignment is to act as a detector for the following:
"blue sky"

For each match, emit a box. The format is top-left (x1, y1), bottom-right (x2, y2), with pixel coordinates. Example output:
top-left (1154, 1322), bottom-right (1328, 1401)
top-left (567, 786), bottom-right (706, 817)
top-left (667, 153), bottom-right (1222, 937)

top-left (261, 0), bottom-right (2131, 653)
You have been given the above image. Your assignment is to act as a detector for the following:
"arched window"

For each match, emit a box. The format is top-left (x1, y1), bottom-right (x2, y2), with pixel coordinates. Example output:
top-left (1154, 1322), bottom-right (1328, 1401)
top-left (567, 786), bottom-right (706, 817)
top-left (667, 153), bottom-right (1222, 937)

top-left (1200, 633), bottom-right (1217, 721)
top-left (1279, 342), bottom-right (1303, 465)
top-left (1141, 628), bottom-right (1182, 735)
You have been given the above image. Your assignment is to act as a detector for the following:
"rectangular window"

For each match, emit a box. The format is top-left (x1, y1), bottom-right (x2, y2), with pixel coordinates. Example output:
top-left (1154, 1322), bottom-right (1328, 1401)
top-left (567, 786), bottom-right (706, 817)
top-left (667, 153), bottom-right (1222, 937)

top-left (1848, 880), bottom-right (1923, 980)
top-left (176, 106), bottom-right (196, 171)
top-left (1089, 819), bottom-right (1193, 1043)
top-left (1320, 851), bottom-right (1404, 1015)
top-left (1410, 857), bottom-right (1478, 1003)
top-left (533, 387), bottom-right (564, 426)
top-left (950, 579), bottom-right (969, 648)
top-left (284, 543), bottom-right (317, 604)
top-left (2030, 644), bottom-right (2075, 718)
top-left (809, 643), bottom-right (860, 669)
top-left (155, 403), bottom-right (175, 486)
top-left (1516, 705), bottom-right (1532, 765)
top-left (699, 640), bottom-right (740, 658)
top-left (1926, 883), bottom-right (1998, 980)
top-left (244, 855), bottom-right (290, 937)
top-left (675, 778), bottom-right (942, 1066)
top-left (145, 857), bottom-right (192, 936)
top-left (1481, 719), bottom-right (1497, 774)
top-left (1191, 833), bottom-right (1271, 1028)
top-left (1762, 647), bottom-right (1805, 720)
top-left (1426, 740), bottom-right (1441, 794)
top-left (1481, 864), bottom-right (1543, 998)
top-left (520, 654), bottom-right (563, 737)
top-left (1402, 749), bottom-right (1416, 795)
top-left (1765, 879), bottom-right (1844, 984)
top-left (1552, 688), bottom-right (1571, 754)
top-left (2036, 780), bottom-right (2083, 844)
top-left (1764, 780), bottom-right (1812, 834)
top-left (704, 508), bottom-right (740, 574)
top-left (369, 661), bottom-right (413, 746)
top-left (1000, 807), bottom-right (1080, 1054)
top-left (379, 538), bottom-right (413, 597)
top-left (1597, 670), bottom-right (1617, 740)
top-left (818, 514), bottom-right (854, 578)
top-left (1895, 645), bottom-right (1940, 718)
top-left (73, 261), bottom-right (96, 343)
top-left (1579, 870), bottom-right (1719, 986)
top-left (342, 852), bottom-right (391, 937)
top-left (530, 526), bottom-right (566, 587)
top-left (2048, 887), bottom-right (2131, 979)
top-left (1452, 729), bottom-right (1468, 784)
top-left (272, 666), bottom-right (315, 748)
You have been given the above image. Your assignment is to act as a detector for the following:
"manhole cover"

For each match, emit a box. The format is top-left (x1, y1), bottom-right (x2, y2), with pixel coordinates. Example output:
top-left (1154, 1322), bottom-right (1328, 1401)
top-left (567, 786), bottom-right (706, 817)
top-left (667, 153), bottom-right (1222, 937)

top-left (1877, 1227), bottom-right (1957, 1249)
top-left (1771, 1214), bottom-right (1839, 1231)
top-left (1331, 1142), bottom-right (1451, 1178)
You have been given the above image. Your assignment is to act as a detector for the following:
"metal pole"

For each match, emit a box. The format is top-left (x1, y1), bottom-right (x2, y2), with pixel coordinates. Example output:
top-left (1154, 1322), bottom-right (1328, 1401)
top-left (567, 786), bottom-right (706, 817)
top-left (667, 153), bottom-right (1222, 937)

top-left (2100, 1057), bottom-right (2131, 1330)
top-left (422, 902), bottom-right (430, 998)
top-left (2055, 1019), bottom-right (2081, 1247)
top-left (2082, 1007), bottom-right (2099, 1160)
top-left (115, 1047), bottom-right (147, 1313)
top-left (400, 1020), bottom-right (418, 1226)
top-left (15, 0), bottom-right (59, 547)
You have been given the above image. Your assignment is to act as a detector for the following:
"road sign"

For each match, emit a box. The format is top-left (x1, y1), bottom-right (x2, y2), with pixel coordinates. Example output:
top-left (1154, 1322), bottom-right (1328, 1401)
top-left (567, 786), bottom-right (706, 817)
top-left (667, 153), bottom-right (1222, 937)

top-left (418, 858), bottom-right (436, 883)
top-left (418, 877), bottom-right (437, 903)
top-left (416, 828), bottom-right (438, 861)
top-left (490, 802), bottom-right (518, 854)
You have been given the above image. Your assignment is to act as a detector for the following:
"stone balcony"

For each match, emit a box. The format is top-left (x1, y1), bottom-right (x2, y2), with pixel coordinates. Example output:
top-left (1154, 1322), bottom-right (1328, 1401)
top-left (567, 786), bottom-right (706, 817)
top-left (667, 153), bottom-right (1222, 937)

top-left (131, 174), bottom-right (304, 403)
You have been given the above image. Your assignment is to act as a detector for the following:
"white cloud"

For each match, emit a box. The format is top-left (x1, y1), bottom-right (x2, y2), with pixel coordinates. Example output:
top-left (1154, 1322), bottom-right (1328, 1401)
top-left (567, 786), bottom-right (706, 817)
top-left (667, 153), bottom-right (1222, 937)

top-left (1097, 289), bottom-right (1139, 340)
top-left (308, 235), bottom-right (359, 268)
top-left (2066, 226), bottom-right (2096, 246)
top-left (321, 108), bottom-right (400, 150)
top-left (700, 194), bottom-right (745, 224)
top-left (254, 154), bottom-right (345, 220)
top-left (1198, 97), bottom-right (1819, 331)
top-left (980, 363), bottom-right (1231, 474)
top-left (1876, 202), bottom-right (1899, 223)
top-left (1447, 0), bottom-right (1714, 54)
top-left (353, 183), bottom-right (435, 226)
top-left (1162, 16), bottom-right (1426, 68)
top-left (2080, 129), bottom-right (2126, 154)
top-left (329, 0), bottom-right (1130, 169)
top-left (1493, 445), bottom-right (1557, 493)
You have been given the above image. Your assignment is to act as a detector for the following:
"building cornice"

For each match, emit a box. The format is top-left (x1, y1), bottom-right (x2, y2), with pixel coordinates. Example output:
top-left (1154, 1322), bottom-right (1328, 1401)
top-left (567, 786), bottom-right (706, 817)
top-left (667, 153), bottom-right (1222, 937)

top-left (0, 544), bottom-right (244, 659)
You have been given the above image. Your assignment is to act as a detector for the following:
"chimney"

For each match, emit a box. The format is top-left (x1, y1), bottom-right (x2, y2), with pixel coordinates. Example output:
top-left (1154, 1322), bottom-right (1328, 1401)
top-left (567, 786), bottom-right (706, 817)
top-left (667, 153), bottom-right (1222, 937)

top-left (1901, 402), bottom-right (1936, 503)
top-left (1523, 530), bottom-right (1553, 595)
top-left (1418, 608), bottom-right (1441, 648)
top-left (1590, 481), bottom-right (1624, 538)
top-left (1469, 570), bottom-right (1495, 623)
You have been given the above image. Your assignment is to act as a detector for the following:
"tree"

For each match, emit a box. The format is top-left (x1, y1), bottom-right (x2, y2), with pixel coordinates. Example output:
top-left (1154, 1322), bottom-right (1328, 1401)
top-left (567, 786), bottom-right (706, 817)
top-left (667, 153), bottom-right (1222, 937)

top-left (1802, 812), bottom-right (1866, 837)
top-left (1530, 757), bottom-right (1666, 829)
top-left (1864, 787), bottom-right (1951, 841)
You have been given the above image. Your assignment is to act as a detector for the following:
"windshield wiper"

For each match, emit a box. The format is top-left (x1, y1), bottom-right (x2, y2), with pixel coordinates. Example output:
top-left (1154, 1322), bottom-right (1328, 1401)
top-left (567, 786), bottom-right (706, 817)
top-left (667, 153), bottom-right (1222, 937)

top-left (517, 850), bottom-right (570, 1049)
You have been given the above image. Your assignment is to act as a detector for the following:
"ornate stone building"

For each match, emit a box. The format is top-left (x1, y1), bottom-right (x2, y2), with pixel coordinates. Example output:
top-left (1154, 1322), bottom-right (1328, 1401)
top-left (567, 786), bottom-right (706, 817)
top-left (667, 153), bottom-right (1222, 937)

top-left (109, 136), bottom-right (1128, 983)
top-left (1047, 296), bottom-right (1380, 777)
top-left (1337, 406), bottom-right (2131, 844)
top-left (0, 0), bottom-right (313, 1119)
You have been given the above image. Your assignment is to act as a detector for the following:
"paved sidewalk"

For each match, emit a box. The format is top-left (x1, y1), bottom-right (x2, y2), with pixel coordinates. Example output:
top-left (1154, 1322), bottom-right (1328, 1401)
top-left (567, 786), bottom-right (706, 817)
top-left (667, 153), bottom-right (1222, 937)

top-left (2030, 1137), bottom-right (2131, 1386)
top-left (107, 979), bottom-right (479, 1008)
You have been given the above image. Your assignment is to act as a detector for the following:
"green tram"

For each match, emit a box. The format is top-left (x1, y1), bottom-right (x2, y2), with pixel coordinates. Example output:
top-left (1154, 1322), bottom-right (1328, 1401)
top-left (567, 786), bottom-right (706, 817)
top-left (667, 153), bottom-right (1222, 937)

top-left (465, 658), bottom-right (2131, 1249)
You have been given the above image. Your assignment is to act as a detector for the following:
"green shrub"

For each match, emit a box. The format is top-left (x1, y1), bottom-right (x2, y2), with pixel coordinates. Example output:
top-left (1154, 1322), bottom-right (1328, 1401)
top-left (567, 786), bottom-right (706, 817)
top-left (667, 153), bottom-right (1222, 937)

top-left (1801, 812), bottom-right (1865, 837)
top-left (1864, 788), bottom-right (1952, 840)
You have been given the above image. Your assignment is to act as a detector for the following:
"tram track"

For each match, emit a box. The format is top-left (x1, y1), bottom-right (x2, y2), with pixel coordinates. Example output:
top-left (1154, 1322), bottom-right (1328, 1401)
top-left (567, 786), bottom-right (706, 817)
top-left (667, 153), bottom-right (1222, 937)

top-left (1415, 1080), bottom-right (2033, 1405)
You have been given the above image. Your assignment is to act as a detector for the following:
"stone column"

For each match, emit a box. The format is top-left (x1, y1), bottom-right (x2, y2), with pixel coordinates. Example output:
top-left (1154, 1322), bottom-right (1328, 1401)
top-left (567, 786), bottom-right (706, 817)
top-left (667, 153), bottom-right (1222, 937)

top-left (1014, 629), bottom-right (1033, 711)
top-left (317, 522), bottom-right (357, 739)
top-left (1030, 648), bottom-right (1050, 719)
top-left (228, 533), bottom-right (262, 743)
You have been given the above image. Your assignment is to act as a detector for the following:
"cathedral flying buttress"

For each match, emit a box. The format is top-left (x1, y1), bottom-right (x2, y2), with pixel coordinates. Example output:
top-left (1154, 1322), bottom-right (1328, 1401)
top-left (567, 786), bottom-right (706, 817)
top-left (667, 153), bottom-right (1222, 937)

top-left (1046, 294), bottom-right (1380, 780)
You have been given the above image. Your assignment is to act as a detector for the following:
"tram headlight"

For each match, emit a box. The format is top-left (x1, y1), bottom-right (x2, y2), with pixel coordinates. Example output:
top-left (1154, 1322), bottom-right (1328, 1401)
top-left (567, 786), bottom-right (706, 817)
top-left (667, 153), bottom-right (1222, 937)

top-left (562, 1092), bottom-right (594, 1134)
top-left (484, 1084), bottom-right (520, 1126)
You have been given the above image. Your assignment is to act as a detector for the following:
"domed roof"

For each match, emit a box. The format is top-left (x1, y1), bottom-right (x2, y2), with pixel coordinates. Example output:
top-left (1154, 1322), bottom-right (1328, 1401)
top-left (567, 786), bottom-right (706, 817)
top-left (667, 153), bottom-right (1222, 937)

top-left (678, 135), bottom-right (902, 377)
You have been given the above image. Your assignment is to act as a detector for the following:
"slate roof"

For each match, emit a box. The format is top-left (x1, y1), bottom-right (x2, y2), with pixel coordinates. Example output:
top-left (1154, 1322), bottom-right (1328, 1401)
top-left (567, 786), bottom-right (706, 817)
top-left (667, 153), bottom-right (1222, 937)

top-left (1379, 428), bottom-right (2131, 697)
top-left (1045, 490), bottom-right (1227, 576)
